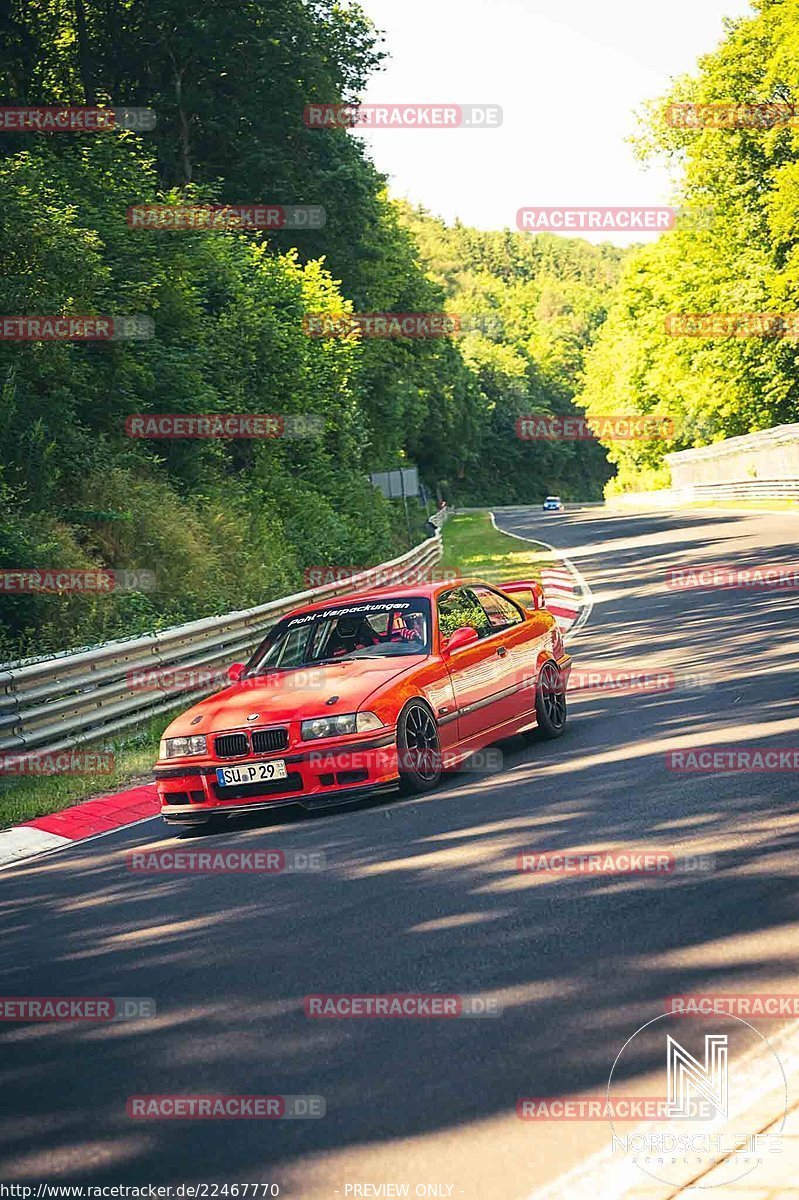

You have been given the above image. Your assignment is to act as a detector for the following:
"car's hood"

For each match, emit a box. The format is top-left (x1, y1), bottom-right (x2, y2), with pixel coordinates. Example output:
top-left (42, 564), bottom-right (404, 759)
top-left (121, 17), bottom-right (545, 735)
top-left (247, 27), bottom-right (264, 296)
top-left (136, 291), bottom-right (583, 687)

top-left (162, 656), bottom-right (426, 737)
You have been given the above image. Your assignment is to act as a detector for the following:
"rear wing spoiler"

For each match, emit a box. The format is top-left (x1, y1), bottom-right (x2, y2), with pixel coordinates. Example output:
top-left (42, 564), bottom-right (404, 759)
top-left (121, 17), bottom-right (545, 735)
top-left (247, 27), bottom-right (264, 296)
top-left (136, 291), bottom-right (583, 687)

top-left (501, 580), bottom-right (545, 610)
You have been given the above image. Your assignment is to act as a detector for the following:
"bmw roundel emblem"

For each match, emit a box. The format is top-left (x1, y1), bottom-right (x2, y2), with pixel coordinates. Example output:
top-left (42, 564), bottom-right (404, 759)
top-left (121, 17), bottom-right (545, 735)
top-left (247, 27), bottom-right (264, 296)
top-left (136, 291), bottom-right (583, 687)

top-left (246, 713), bottom-right (259, 722)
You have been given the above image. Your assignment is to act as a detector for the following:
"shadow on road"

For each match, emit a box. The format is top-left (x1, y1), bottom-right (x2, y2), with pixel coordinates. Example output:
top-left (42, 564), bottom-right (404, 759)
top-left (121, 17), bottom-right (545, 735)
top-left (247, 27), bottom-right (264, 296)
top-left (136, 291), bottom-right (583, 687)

top-left (0, 506), bottom-right (798, 1185)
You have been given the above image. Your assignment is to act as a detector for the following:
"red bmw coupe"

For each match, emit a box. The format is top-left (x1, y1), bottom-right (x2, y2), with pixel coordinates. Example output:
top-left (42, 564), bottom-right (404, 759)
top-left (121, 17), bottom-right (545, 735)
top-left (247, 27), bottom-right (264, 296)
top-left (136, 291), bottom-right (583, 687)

top-left (155, 577), bottom-right (573, 826)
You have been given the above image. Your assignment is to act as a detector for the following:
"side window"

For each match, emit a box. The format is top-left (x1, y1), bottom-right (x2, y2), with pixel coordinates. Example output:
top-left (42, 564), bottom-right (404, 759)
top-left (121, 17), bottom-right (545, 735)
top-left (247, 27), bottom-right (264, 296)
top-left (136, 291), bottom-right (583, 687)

top-left (437, 588), bottom-right (492, 640)
top-left (468, 586), bottom-right (524, 632)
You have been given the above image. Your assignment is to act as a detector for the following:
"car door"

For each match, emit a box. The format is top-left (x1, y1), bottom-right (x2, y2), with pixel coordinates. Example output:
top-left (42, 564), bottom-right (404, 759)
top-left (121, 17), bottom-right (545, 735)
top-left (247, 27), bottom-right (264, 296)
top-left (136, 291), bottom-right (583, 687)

top-left (466, 584), bottom-right (549, 728)
top-left (460, 585), bottom-right (538, 730)
top-left (437, 586), bottom-right (516, 741)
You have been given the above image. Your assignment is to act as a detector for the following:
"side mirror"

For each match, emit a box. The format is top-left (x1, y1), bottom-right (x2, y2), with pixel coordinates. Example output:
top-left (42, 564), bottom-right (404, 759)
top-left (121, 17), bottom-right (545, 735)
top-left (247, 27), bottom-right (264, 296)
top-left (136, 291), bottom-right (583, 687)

top-left (227, 662), bottom-right (246, 683)
top-left (443, 625), bottom-right (480, 654)
top-left (502, 580), bottom-right (545, 610)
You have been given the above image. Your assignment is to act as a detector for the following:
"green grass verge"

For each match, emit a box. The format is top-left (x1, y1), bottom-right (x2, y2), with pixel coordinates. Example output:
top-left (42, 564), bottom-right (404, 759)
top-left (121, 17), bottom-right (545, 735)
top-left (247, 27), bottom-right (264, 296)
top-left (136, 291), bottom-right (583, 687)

top-left (439, 511), bottom-right (548, 584)
top-left (0, 706), bottom-right (184, 831)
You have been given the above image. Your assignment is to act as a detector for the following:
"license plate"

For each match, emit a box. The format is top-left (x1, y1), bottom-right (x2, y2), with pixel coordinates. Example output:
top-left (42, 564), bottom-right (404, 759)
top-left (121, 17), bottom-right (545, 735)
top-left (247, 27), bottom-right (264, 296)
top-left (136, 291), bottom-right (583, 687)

top-left (216, 760), bottom-right (288, 788)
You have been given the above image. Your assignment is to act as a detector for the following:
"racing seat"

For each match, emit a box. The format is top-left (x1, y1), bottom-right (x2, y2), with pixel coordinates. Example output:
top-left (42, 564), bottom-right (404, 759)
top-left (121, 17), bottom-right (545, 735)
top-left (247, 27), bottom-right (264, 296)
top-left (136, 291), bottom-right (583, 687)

top-left (325, 617), bottom-right (379, 658)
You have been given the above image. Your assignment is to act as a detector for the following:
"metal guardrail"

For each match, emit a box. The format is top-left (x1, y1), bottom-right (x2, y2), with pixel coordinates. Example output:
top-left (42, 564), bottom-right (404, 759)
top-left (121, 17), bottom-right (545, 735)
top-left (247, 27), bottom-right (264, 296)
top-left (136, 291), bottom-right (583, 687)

top-left (0, 519), bottom-right (448, 760)
top-left (608, 479), bottom-right (799, 507)
top-left (692, 479), bottom-right (799, 499)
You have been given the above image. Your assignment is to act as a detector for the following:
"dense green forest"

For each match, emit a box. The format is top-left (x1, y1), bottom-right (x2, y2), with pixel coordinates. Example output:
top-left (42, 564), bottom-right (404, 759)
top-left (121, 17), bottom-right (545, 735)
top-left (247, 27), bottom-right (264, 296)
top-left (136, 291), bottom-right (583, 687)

top-left (4, 0), bottom-right (794, 660)
top-left (401, 209), bottom-right (626, 503)
top-left (579, 0), bottom-right (799, 492)
top-left (0, 0), bottom-right (626, 660)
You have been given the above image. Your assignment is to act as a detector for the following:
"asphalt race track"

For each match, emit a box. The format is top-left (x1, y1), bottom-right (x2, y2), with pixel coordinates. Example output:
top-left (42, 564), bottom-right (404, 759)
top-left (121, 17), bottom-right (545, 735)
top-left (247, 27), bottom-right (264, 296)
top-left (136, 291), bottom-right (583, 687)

top-left (2, 506), bottom-right (799, 1198)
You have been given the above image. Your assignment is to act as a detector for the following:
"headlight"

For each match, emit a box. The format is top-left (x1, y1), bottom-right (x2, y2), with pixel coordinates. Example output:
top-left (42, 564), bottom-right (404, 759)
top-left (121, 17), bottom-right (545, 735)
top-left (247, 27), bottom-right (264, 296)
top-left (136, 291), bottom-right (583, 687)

top-left (300, 712), bottom-right (383, 741)
top-left (160, 735), bottom-right (208, 759)
top-left (301, 713), bottom-right (357, 741)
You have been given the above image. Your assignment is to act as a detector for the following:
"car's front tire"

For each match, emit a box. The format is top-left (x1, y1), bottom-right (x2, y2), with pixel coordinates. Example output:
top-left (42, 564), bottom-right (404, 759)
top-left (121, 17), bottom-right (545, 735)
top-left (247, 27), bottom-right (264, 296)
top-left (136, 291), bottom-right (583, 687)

top-left (535, 660), bottom-right (567, 738)
top-left (397, 701), bottom-right (442, 793)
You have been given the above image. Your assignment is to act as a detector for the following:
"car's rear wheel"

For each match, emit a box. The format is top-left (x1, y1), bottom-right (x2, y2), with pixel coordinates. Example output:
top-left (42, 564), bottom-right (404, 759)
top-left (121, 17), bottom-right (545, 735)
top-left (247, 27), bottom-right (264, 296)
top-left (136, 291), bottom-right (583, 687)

top-left (398, 701), bottom-right (442, 793)
top-left (535, 660), bottom-right (567, 738)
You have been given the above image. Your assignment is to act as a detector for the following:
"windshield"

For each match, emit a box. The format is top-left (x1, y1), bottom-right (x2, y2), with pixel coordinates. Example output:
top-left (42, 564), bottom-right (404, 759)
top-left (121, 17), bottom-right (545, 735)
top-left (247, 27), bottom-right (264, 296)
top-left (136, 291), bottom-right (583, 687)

top-left (247, 598), bottom-right (432, 674)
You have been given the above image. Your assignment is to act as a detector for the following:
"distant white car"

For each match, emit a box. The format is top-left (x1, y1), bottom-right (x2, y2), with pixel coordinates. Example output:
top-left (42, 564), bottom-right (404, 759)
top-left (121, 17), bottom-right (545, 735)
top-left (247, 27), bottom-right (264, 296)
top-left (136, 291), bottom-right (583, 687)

top-left (543, 496), bottom-right (564, 512)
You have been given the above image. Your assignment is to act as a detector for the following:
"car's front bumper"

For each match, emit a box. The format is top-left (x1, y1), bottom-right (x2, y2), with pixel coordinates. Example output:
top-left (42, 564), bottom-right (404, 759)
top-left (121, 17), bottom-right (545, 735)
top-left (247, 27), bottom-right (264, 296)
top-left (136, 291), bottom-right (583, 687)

top-left (156, 731), bottom-right (399, 823)
top-left (160, 780), bottom-right (400, 824)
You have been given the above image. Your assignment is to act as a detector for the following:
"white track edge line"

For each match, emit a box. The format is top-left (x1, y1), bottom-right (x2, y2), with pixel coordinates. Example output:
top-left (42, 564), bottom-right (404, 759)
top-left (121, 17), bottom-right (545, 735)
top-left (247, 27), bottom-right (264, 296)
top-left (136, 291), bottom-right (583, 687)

top-left (488, 512), bottom-right (594, 643)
